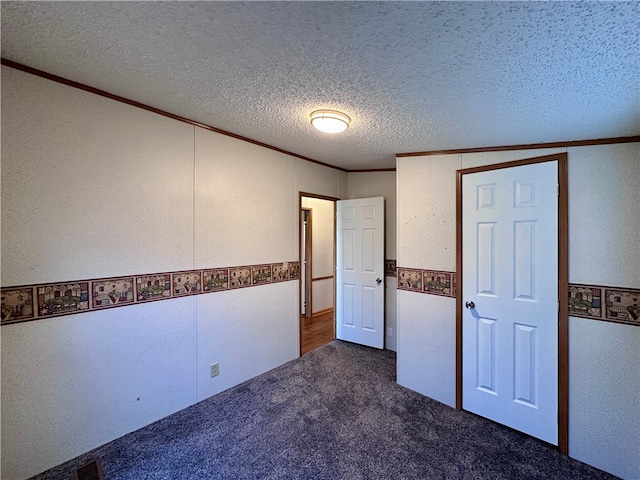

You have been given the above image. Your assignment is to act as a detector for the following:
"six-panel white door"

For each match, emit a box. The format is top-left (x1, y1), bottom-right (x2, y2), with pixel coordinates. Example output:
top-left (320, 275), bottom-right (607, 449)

top-left (462, 161), bottom-right (558, 444)
top-left (336, 197), bottom-right (385, 349)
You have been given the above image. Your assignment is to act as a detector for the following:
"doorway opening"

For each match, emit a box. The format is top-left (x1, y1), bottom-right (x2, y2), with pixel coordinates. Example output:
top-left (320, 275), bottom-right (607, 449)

top-left (299, 192), bottom-right (338, 355)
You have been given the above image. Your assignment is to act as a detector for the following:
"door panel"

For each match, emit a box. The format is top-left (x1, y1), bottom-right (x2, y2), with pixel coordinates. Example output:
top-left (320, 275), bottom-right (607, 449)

top-left (514, 221), bottom-right (535, 299)
top-left (476, 316), bottom-right (497, 394)
top-left (477, 222), bottom-right (496, 295)
top-left (513, 323), bottom-right (536, 405)
top-left (336, 197), bottom-right (385, 349)
top-left (342, 284), bottom-right (355, 326)
top-left (343, 229), bottom-right (355, 270)
top-left (462, 161), bottom-right (558, 445)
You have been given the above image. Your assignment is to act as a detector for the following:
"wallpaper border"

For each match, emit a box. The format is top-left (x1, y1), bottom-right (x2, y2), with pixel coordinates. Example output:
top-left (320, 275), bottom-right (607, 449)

top-left (394, 266), bottom-right (639, 327)
top-left (396, 267), bottom-right (456, 298)
top-left (568, 283), bottom-right (640, 327)
top-left (1, 261), bottom-right (299, 326)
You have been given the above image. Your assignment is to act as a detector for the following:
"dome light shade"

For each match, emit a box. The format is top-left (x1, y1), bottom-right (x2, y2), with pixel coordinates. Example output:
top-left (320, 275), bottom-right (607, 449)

top-left (310, 109), bottom-right (350, 134)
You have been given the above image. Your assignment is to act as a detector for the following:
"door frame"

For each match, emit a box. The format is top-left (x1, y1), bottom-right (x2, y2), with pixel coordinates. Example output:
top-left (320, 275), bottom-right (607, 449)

top-left (455, 153), bottom-right (569, 454)
top-left (299, 192), bottom-right (339, 356)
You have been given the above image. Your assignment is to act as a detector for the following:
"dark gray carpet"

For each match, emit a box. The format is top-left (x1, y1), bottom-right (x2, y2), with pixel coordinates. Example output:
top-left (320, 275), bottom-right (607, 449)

top-left (32, 340), bottom-right (616, 480)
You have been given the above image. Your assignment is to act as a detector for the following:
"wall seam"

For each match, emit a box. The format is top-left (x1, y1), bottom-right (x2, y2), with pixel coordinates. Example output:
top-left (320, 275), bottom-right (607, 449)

top-left (193, 125), bottom-right (199, 403)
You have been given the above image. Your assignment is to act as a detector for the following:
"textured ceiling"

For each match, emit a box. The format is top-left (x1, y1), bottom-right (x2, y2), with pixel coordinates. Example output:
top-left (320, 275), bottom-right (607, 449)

top-left (2, 1), bottom-right (638, 170)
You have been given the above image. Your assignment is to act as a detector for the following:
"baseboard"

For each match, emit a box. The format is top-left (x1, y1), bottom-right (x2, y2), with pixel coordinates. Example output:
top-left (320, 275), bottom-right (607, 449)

top-left (312, 308), bottom-right (334, 317)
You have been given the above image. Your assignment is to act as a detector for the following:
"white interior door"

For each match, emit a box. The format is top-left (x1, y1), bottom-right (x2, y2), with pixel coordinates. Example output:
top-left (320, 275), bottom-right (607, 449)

top-left (462, 161), bottom-right (558, 444)
top-left (336, 197), bottom-right (385, 349)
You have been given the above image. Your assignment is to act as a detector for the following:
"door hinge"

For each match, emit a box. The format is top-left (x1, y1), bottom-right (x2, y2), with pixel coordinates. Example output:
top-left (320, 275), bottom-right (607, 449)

top-left (556, 184), bottom-right (560, 196)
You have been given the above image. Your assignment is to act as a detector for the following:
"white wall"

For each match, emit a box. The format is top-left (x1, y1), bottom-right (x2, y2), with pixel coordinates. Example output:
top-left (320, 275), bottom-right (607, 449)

top-left (396, 154), bottom-right (458, 389)
top-left (566, 143), bottom-right (639, 479)
top-left (567, 144), bottom-right (640, 286)
top-left (396, 143), bottom-right (640, 479)
top-left (347, 172), bottom-right (397, 260)
top-left (1, 300), bottom-right (197, 480)
top-left (0, 65), bottom-right (345, 480)
top-left (0, 67), bottom-right (195, 284)
top-left (347, 171), bottom-right (397, 350)
top-left (298, 159), bottom-right (346, 200)
top-left (193, 128), bottom-right (300, 402)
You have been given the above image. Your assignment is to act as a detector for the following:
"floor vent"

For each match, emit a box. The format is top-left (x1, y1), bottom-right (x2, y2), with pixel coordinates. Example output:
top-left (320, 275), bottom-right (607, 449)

top-left (73, 459), bottom-right (105, 480)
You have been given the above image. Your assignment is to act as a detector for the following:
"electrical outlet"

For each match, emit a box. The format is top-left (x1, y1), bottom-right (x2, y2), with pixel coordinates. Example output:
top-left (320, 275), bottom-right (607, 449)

top-left (387, 327), bottom-right (393, 337)
top-left (210, 363), bottom-right (219, 378)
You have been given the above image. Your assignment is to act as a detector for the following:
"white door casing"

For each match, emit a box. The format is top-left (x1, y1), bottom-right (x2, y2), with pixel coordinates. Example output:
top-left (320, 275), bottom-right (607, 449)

top-left (301, 210), bottom-right (307, 316)
top-left (462, 161), bottom-right (559, 444)
top-left (336, 197), bottom-right (385, 349)
top-left (300, 209), bottom-right (312, 317)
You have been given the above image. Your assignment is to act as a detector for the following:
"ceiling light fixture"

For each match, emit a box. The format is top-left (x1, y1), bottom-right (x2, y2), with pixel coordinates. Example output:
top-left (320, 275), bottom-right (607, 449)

top-left (310, 109), bottom-right (351, 134)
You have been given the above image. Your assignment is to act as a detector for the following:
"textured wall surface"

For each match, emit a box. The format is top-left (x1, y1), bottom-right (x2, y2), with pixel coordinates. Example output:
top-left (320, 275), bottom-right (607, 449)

top-left (566, 143), bottom-right (640, 479)
top-left (0, 67), bottom-right (195, 284)
top-left (195, 128), bottom-right (298, 267)
top-left (396, 155), bottom-right (459, 271)
top-left (396, 155), bottom-right (459, 404)
top-left (568, 144), bottom-right (640, 287)
top-left (569, 317), bottom-right (640, 479)
top-left (0, 66), bottom-right (342, 480)
top-left (1, 299), bottom-right (197, 479)
top-left (396, 291), bottom-right (456, 406)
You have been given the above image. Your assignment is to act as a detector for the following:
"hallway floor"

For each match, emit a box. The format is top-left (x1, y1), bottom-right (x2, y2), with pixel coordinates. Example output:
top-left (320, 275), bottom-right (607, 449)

top-left (300, 310), bottom-right (334, 355)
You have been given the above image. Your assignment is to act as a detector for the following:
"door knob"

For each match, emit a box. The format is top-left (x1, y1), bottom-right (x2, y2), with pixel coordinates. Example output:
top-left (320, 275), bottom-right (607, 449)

top-left (465, 301), bottom-right (475, 309)
top-left (376, 278), bottom-right (382, 285)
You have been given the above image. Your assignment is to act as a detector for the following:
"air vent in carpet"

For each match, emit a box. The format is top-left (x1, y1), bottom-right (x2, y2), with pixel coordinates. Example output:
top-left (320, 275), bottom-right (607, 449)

top-left (72, 459), bottom-right (105, 480)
